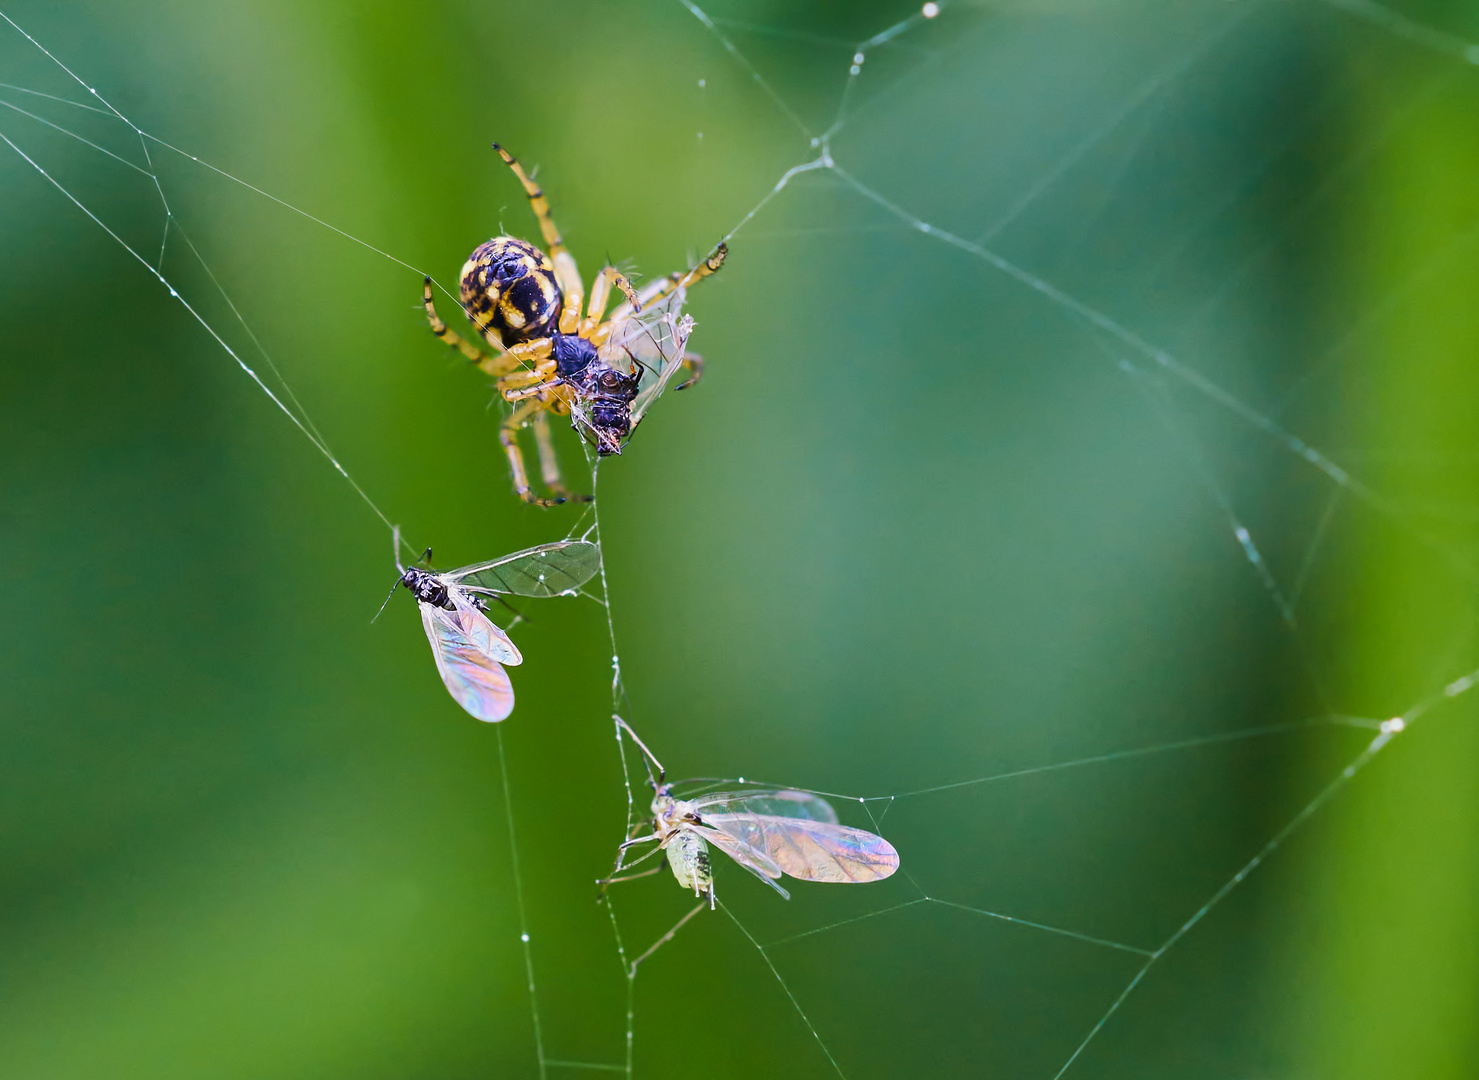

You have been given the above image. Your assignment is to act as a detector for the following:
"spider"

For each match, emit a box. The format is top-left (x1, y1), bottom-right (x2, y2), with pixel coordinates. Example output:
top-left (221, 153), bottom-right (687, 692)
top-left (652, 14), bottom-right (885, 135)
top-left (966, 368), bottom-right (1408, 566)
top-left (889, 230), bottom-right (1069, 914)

top-left (423, 144), bottom-right (727, 506)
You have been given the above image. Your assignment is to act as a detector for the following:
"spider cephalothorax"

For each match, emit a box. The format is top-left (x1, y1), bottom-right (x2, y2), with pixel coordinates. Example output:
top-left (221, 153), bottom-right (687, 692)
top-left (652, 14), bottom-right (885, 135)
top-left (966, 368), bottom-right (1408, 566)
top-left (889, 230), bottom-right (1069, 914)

top-left (423, 143), bottom-right (727, 505)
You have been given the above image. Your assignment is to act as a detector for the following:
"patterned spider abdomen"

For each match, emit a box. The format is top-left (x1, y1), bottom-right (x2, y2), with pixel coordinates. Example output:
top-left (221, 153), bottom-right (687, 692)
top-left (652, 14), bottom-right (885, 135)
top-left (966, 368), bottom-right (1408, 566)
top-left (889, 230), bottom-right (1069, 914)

top-left (459, 237), bottom-right (562, 346)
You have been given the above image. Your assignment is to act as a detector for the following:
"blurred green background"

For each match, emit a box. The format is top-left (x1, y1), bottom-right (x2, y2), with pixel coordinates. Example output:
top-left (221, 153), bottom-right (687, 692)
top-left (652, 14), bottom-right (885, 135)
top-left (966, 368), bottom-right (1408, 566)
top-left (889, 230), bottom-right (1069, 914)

top-left (2, 0), bottom-right (1477, 1077)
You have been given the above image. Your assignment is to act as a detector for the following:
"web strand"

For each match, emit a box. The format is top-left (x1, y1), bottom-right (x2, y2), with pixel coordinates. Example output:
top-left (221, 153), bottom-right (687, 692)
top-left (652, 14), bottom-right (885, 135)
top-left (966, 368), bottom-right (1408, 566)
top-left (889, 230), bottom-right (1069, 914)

top-left (7, 1), bottom-right (1478, 1075)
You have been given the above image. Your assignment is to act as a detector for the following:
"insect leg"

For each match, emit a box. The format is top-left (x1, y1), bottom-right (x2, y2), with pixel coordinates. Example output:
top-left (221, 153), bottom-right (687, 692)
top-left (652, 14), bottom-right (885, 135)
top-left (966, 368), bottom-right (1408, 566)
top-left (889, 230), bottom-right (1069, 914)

top-left (627, 900), bottom-right (708, 976)
top-left (596, 865), bottom-right (665, 886)
top-left (617, 832), bottom-right (661, 851)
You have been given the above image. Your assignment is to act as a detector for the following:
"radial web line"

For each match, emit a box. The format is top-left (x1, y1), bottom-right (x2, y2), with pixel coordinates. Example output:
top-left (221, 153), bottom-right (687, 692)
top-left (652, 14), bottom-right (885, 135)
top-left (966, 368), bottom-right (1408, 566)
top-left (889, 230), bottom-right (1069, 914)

top-left (976, 0), bottom-right (1259, 244)
top-left (0, 11), bottom-right (433, 557)
top-left (678, 0), bottom-right (814, 141)
top-left (879, 715), bottom-right (1380, 801)
top-left (544, 1062), bottom-right (627, 1074)
top-left (819, 162), bottom-right (1479, 584)
top-left (657, 715), bottom-right (1382, 821)
top-left (926, 899), bottom-right (1156, 958)
top-left (1049, 664), bottom-right (1479, 1078)
top-left (719, 901), bottom-right (848, 1080)
top-left (494, 726), bottom-right (548, 1080)
top-left (1115, 350), bottom-right (1297, 628)
top-left (1289, 487), bottom-right (1343, 614)
top-left (1272, 201), bottom-right (1479, 419)
top-left (0, 127), bottom-right (404, 545)
top-left (0, 96), bottom-right (150, 172)
top-left (761, 897), bottom-right (930, 948)
top-left (1317, 0), bottom-right (1479, 62)
top-left (1179, 61), bottom-right (1466, 340)
top-left (10, 1), bottom-right (1479, 1075)
top-left (0, 80), bottom-right (112, 114)
top-left (678, 0), bottom-right (1411, 529)
top-left (1109, 341), bottom-right (1342, 713)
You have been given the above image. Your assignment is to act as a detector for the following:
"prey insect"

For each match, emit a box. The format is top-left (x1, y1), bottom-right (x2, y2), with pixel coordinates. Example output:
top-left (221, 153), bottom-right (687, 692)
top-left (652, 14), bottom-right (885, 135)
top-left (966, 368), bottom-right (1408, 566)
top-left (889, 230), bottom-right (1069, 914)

top-left (423, 143), bottom-right (725, 506)
top-left (603, 726), bottom-right (900, 909)
top-left (381, 528), bottom-right (601, 722)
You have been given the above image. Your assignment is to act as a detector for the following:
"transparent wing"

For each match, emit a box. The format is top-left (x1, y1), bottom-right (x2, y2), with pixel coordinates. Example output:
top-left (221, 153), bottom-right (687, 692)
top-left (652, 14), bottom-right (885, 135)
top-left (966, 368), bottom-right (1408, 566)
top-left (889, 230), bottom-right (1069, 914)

top-left (420, 603), bottom-right (515, 722)
top-left (694, 825), bottom-right (792, 900)
top-left (448, 589), bottom-right (522, 665)
top-left (597, 287), bottom-right (693, 427)
top-left (445, 540), bottom-right (601, 598)
top-left (700, 813), bottom-right (900, 884)
top-left (689, 789), bottom-right (841, 824)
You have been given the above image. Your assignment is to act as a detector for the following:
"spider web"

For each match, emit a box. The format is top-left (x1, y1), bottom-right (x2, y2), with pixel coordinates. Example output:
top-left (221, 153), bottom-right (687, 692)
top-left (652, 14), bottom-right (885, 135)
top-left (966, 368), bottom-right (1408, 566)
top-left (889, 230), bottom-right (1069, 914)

top-left (2, 1), bottom-right (1478, 1078)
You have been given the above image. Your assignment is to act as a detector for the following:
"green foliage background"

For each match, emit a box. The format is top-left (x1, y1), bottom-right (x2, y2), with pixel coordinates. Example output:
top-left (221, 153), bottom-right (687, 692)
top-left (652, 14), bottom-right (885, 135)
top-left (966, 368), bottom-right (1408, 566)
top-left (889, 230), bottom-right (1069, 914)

top-left (1, 1), bottom-right (1475, 1077)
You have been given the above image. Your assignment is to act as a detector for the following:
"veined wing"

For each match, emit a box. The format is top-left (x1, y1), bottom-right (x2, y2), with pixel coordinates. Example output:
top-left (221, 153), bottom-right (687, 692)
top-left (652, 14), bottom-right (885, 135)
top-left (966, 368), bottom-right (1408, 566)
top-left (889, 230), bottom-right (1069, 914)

top-left (598, 289), bottom-right (692, 427)
top-left (693, 825), bottom-right (791, 900)
top-left (447, 540), bottom-right (600, 598)
top-left (420, 603), bottom-right (515, 722)
top-left (700, 813), bottom-right (899, 884)
top-left (690, 789), bottom-right (840, 824)
top-left (439, 590), bottom-right (521, 665)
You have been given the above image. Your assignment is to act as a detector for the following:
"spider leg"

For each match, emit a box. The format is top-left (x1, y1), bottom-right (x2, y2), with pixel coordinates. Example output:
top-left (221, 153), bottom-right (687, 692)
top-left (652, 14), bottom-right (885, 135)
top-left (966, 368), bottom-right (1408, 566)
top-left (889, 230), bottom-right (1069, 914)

top-left (500, 397), bottom-right (566, 507)
top-left (424, 277), bottom-right (500, 362)
top-left (607, 242), bottom-right (727, 324)
top-left (532, 409), bottom-right (591, 504)
top-left (676, 350), bottom-right (704, 390)
top-left (428, 278), bottom-right (559, 381)
top-left (579, 265), bottom-right (642, 336)
top-left (492, 143), bottom-right (584, 332)
top-left (474, 337), bottom-right (551, 380)
top-left (497, 356), bottom-right (560, 393)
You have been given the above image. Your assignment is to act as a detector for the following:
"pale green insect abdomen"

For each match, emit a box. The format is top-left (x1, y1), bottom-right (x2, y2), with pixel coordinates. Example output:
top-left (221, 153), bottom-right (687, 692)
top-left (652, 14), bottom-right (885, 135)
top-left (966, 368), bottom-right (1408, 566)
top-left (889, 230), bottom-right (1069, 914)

top-left (666, 831), bottom-right (713, 899)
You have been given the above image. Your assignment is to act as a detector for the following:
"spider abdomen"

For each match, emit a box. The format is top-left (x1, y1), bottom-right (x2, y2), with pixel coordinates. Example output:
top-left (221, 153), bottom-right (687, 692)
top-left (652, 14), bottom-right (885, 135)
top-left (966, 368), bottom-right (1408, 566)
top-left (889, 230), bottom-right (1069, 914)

top-left (459, 237), bottom-right (562, 346)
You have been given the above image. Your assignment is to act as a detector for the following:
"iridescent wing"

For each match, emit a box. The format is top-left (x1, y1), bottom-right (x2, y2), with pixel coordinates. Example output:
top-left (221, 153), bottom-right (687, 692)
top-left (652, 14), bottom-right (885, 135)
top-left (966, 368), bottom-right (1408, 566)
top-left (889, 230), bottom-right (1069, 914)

top-left (419, 601), bottom-right (516, 722)
top-left (445, 540), bottom-right (601, 598)
top-left (698, 793), bottom-right (900, 884)
top-left (692, 825), bottom-right (792, 900)
top-left (690, 789), bottom-right (841, 824)
top-left (445, 590), bottom-right (521, 665)
top-left (598, 288), bottom-right (693, 427)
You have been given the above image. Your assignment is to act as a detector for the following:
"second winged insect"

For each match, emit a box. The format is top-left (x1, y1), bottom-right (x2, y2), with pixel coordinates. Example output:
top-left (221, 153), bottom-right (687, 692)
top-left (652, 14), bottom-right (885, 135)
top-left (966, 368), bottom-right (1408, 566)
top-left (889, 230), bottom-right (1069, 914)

top-left (386, 531), bottom-right (601, 722)
top-left (612, 780), bottom-right (900, 909)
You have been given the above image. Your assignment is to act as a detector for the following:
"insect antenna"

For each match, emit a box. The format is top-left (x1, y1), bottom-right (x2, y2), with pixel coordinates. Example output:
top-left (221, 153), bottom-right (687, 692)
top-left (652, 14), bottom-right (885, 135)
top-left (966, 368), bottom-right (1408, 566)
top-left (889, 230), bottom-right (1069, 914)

top-left (616, 717), bottom-right (665, 789)
top-left (371, 574), bottom-right (403, 624)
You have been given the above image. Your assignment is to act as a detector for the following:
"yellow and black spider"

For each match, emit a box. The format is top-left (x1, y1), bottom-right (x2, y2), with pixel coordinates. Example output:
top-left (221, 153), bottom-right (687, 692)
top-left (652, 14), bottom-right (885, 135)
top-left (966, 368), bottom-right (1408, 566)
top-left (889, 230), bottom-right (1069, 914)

top-left (424, 144), bottom-right (727, 506)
